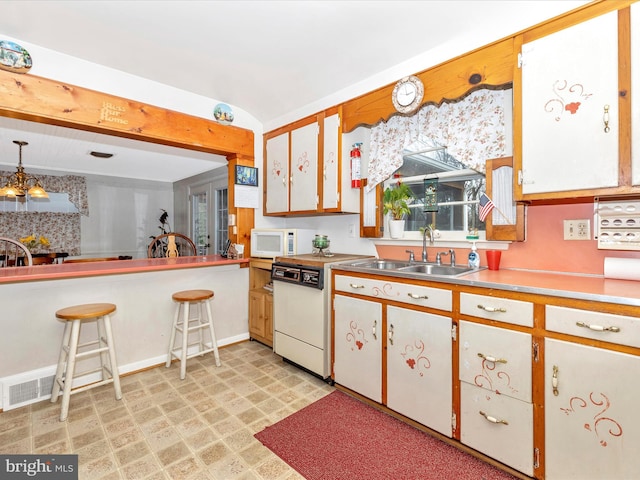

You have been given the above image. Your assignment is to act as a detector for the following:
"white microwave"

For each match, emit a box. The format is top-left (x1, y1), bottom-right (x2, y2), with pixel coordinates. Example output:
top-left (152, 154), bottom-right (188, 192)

top-left (250, 228), bottom-right (315, 259)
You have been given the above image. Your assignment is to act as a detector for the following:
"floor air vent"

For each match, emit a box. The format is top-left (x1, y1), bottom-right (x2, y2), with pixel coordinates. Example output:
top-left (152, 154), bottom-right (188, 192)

top-left (3, 373), bottom-right (56, 410)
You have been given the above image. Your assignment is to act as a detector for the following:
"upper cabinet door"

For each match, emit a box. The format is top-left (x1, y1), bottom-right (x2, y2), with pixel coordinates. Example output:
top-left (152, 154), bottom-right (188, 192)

top-left (520, 11), bottom-right (619, 196)
top-left (265, 132), bottom-right (289, 214)
top-left (632, 3), bottom-right (640, 186)
top-left (289, 121), bottom-right (319, 212)
top-left (322, 113), bottom-right (340, 210)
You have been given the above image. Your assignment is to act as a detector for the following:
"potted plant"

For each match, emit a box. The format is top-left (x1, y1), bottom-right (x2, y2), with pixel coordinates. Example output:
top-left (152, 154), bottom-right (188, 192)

top-left (383, 180), bottom-right (413, 238)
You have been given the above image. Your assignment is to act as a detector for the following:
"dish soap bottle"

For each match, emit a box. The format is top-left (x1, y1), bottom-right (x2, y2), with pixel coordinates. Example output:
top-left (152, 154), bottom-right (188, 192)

top-left (468, 242), bottom-right (480, 268)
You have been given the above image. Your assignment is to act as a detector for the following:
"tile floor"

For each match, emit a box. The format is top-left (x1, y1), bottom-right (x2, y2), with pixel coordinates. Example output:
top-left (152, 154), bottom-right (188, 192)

top-left (0, 341), bottom-right (334, 479)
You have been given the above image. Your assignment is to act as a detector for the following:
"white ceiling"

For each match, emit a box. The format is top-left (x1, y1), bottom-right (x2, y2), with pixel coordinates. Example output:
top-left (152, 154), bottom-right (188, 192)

top-left (0, 0), bottom-right (589, 182)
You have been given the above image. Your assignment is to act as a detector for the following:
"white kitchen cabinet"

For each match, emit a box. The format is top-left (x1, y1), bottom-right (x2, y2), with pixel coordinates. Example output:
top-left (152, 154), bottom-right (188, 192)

top-left (265, 132), bottom-right (289, 214)
top-left (386, 306), bottom-right (452, 437)
top-left (264, 120), bottom-right (318, 214)
top-left (459, 321), bottom-right (532, 403)
top-left (459, 320), bottom-right (534, 476)
top-left (289, 121), bottom-right (319, 212)
top-left (519, 11), bottom-right (619, 196)
top-left (322, 113), bottom-right (340, 210)
top-left (631, 3), bottom-right (640, 186)
top-left (334, 274), bottom-right (452, 312)
top-left (460, 292), bottom-right (533, 328)
top-left (545, 339), bottom-right (640, 480)
top-left (264, 110), bottom-right (359, 216)
top-left (333, 294), bottom-right (382, 402)
top-left (460, 382), bottom-right (534, 476)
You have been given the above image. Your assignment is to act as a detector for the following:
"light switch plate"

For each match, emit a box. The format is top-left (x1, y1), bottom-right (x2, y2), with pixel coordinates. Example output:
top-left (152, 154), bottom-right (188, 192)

top-left (563, 219), bottom-right (590, 240)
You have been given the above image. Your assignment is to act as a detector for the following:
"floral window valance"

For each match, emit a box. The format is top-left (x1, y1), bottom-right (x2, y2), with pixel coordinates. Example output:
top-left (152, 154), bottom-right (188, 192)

top-left (366, 88), bottom-right (510, 191)
top-left (0, 172), bottom-right (89, 215)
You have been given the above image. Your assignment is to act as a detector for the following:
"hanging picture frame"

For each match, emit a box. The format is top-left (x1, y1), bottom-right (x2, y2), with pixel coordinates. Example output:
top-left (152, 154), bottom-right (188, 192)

top-left (235, 165), bottom-right (258, 186)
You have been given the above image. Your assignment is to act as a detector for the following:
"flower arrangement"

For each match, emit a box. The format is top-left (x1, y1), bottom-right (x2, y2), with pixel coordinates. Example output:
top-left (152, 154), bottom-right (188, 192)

top-left (20, 234), bottom-right (50, 252)
top-left (383, 180), bottom-right (414, 220)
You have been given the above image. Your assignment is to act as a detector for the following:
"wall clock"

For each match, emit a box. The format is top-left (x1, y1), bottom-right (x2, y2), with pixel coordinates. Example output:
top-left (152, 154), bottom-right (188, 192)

top-left (392, 75), bottom-right (424, 114)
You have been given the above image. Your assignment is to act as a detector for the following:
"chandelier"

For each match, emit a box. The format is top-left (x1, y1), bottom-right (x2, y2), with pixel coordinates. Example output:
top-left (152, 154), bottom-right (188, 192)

top-left (0, 140), bottom-right (48, 198)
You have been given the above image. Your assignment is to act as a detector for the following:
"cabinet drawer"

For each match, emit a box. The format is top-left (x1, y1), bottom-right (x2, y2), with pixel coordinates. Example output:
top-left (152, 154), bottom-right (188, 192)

top-left (459, 321), bottom-right (532, 402)
top-left (460, 382), bottom-right (533, 477)
top-left (546, 305), bottom-right (640, 348)
top-left (334, 275), bottom-right (451, 311)
top-left (460, 292), bottom-right (533, 327)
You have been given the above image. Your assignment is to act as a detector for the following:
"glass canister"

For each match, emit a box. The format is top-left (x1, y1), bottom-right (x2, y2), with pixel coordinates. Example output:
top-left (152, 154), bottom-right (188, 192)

top-left (313, 235), bottom-right (329, 249)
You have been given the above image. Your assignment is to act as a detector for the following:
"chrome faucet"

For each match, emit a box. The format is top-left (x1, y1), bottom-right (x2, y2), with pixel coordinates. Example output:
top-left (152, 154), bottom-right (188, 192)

top-left (422, 225), bottom-right (434, 262)
top-left (405, 250), bottom-right (415, 263)
top-left (436, 249), bottom-right (456, 266)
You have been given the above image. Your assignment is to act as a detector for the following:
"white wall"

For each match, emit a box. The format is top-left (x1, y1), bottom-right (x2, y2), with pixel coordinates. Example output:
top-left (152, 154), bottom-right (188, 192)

top-left (81, 175), bottom-right (173, 258)
top-left (0, 264), bottom-right (249, 410)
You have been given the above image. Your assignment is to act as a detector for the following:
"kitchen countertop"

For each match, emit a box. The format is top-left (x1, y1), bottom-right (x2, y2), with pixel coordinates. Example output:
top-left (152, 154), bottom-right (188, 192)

top-left (274, 253), bottom-right (374, 267)
top-left (0, 255), bottom-right (249, 284)
top-left (331, 263), bottom-right (640, 308)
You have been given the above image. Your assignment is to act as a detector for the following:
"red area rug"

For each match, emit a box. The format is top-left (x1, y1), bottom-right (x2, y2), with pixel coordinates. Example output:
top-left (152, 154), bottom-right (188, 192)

top-left (255, 390), bottom-right (518, 480)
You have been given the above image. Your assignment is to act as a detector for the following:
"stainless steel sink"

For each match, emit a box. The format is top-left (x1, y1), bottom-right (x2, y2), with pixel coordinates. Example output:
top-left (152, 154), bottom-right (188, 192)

top-left (351, 260), bottom-right (413, 270)
top-left (343, 259), bottom-right (479, 277)
top-left (397, 264), bottom-right (475, 276)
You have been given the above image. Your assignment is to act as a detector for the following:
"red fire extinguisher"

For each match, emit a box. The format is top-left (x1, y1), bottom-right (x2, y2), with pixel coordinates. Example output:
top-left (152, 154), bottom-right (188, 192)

top-left (350, 143), bottom-right (362, 188)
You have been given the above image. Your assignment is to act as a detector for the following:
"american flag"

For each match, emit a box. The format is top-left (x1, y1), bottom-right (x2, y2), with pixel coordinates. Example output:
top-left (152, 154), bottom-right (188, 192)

top-left (478, 192), bottom-right (495, 222)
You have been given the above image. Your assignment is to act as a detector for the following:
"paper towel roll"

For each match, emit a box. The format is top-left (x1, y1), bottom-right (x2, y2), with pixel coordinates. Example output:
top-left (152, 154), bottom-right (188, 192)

top-left (604, 257), bottom-right (640, 281)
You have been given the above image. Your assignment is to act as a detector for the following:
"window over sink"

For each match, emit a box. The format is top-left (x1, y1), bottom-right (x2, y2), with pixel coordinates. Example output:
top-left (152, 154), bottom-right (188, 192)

top-left (384, 139), bottom-right (486, 241)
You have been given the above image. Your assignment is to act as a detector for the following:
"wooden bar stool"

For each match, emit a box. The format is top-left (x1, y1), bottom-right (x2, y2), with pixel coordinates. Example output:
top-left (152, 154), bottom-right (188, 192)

top-left (51, 303), bottom-right (122, 421)
top-left (166, 289), bottom-right (221, 379)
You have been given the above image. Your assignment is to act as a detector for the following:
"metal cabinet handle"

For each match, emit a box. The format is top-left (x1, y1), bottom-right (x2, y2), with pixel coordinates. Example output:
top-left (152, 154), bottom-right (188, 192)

top-left (477, 353), bottom-right (507, 364)
top-left (282, 177), bottom-right (286, 186)
top-left (388, 324), bottom-right (394, 345)
top-left (477, 304), bottom-right (506, 313)
top-left (552, 365), bottom-right (559, 396)
top-left (576, 321), bottom-right (620, 333)
top-left (372, 320), bottom-right (377, 340)
top-left (479, 411), bottom-right (508, 425)
top-left (603, 104), bottom-right (610, 133)
top-left (349, 283), bottom-right (365, 289)
top-left (408, 293), bottom-right (429, 300)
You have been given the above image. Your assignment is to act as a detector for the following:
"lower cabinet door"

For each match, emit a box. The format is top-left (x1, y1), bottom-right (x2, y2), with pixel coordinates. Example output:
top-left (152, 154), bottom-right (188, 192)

top-left (333, 294), bottom-right (382, 402)
top-left (545, 339), bottom-right (640, 480)
top-left (386, 306), bottom-right (452, 437)
top-left (460, 382), bottom-right (533, 476)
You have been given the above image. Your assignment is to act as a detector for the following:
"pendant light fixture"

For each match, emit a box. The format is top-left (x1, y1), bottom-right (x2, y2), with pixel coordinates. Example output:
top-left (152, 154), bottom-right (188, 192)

top-left (0, 140), bottom-right (48, 198)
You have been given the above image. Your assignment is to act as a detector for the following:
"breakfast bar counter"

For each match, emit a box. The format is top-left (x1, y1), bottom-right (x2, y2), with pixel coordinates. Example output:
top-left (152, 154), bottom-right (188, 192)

top-left (0, 256), bottom-right (250, 410)
top-left (0, 255), bottom-right (249, 284)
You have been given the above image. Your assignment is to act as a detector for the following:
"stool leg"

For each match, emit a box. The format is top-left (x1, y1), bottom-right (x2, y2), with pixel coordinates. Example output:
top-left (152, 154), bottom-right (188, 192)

top-left (197, 301), bottom-right (206, 353)
top-left (180, 302), bottom-right (190, 380)
top-left (51, 321), bottom-right (73, 403)
top-left (60, 319), bottom-right (81, 422)
top-left (166, 301), bottom-right (180, 368)
top-left (102, 314), bottom-right (122, 400)
top-left (204, 298), bottom-right (221, 367)
top-left (97, 317), bottom-right (109, 381)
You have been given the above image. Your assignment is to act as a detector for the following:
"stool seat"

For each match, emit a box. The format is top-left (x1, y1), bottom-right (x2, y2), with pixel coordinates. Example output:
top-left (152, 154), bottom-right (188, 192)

top-left (56, 303), bottom-right (116, 320)
top-left (167, 289), bottom-right (220, 379)
top-left (51, 302), bottom-right (122, 421)
top-left (172, 290), bottom-right (214, 303)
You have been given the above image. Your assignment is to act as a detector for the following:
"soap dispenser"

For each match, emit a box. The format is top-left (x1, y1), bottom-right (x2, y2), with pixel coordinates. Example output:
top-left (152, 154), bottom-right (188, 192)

top-left (468, 242), bottom-right (480, 268)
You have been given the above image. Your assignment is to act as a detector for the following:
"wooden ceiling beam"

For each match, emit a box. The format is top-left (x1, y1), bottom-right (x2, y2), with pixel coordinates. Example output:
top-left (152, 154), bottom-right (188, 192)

top-left (0, 71), bottom-right (254, 158)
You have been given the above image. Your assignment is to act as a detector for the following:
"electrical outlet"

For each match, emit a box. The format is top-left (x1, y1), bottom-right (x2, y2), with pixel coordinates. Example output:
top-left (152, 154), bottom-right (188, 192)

top-left (563, 219), bottom-right (591, 240)
top-left (348, 223), bottom-right (356, 238)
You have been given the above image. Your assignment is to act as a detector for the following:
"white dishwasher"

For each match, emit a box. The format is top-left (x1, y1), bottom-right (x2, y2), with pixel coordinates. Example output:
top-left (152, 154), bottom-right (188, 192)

top-left (271, 253), bottom-right (373, 380)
